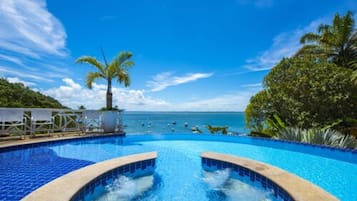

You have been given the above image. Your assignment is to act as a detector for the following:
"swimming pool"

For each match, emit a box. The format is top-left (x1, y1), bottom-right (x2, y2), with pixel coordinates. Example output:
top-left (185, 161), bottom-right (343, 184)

top-left (0, 134), bottom-right (356, 200)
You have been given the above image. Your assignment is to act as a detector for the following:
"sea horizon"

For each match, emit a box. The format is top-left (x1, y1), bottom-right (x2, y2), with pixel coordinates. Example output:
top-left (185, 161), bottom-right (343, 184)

top-left (122, 111), bottom-right (244, 113)
top-left (122, 111), bottom-right (247, 135)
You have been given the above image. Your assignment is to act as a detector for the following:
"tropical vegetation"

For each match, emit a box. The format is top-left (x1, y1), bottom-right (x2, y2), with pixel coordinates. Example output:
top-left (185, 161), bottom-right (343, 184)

top-left (76, 50), bottom-right (134, 110)
top-left (207, 125), bottom-right (228, 134)
top-left (299, 11), bottom-right (357, 70)
top-left (0, 78), bottom-right (66, 108)
top-left (277, 127), bottom-right (356, 149)
top-left (245, 11), bottom-right (357, 148)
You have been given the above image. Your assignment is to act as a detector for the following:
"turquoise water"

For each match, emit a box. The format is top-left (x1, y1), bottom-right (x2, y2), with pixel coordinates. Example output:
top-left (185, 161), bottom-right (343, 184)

top-left (122, 112), bottom-right (246, 134)
top-left (92, 170), bottom-right (280, 201)
top-left (49, 135), bottom-right (357, 201)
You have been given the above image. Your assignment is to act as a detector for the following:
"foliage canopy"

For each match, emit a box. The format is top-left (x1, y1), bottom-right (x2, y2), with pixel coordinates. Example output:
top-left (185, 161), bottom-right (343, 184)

top-left (299, 11), bottom-right (357, 69)
top-left (246, 56), bottom-right (357, 131)
top-left (0, 78), bottom-right (66, 108)
top-left (245, 11), bottom-right (357, 137)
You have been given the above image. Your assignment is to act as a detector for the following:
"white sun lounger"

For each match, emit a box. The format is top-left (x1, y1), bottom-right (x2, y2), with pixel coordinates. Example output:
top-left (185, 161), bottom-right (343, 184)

top-left (30, 109), bottom-right (54, 137)
top-left (0, 108), bottom-right (26, 138)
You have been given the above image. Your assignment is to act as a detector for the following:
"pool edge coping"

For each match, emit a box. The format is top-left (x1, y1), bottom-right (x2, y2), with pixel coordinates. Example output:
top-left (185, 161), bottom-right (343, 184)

top-left (1, 133), bottom-right (355, 154)
top-left (201, 151), bottom-right (339, 201)
top-left (21, 152), bottom-right (157, 201)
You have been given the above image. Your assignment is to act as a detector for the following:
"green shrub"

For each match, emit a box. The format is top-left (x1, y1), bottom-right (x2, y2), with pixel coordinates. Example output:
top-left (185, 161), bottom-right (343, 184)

top-left (276, 127), bottom-right (303, 142)
top-left (276, 127), bottom-right (357, 149)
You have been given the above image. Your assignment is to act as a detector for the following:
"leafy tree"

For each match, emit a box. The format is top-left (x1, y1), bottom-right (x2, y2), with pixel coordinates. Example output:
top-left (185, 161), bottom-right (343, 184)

top-left (76, 50), bottom-right (134, 110)
top-left (246, 11), bottom-right (357, 139)
top-left (0, 78), bottom-right (66, 108)
top-left (299, 11), bottom-right (357, 69)
top-left (245, 56), bottom-right (357, 131)
top-left (245, 90), bottom-right (269, 132)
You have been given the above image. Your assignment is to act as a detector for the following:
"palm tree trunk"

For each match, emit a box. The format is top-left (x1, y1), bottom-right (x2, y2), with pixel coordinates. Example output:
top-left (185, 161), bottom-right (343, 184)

top-left (107, 79), bottom-right (112, 110)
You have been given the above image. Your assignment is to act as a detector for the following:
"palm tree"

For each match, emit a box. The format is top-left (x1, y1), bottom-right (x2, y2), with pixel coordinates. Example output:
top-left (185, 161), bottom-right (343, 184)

top-left (299, 11), bottom-right (357, 69)
top-left (76, 50), bottom-right (134, 110)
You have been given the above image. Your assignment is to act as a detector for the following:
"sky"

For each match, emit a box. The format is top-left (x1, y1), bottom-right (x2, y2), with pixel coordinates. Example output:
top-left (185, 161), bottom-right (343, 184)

top-left (0, 0), bottom-right (356, 111)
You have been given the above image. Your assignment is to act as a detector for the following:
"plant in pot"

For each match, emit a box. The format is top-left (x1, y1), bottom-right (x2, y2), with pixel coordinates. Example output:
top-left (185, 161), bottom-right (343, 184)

top-left (76, 50), bottom-right (134, 133)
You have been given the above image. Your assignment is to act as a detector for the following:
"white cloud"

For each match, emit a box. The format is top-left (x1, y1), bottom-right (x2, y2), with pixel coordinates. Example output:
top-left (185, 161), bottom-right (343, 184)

top-left (63, 78), bottom-right (82, 90)
top-left (146, 72), bottom-right (213, 92)
top-left (0, 63), bottom-right (71, 83)
top-left (244, 17), bottom-right (328, 71)
top-left (7, 77), bottom-right (36, 86)
top-left (42, 78), bottom-right (256, 111)
top-left (43, 78), bottom-right (170, 110)
top-left (0, 54), bottom-right (24, 66)
top-left (0, 0), bottom-right (71, 85)
top-left (45, 64), bottom-right (72, 76)
top-left (0, 0), bottom-right (67, 57)
top-left (242, 83), bottom-right (262, 88)
top-left (0, 65), bottom-right (53, 82)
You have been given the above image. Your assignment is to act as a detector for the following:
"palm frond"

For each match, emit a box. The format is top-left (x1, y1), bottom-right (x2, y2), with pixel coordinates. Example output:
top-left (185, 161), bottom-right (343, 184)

top-left (299, 11), bottom-right (357, 69)
top-left (110, 52), bottom-right (133, 70)
top-left (352, 70), bottom-right (357, 85)
top-left (342, 11), bottom-right (355, 31)
top-left (117, 71), bottom-right (131, 87)
top-left (338, 135), bottom-right (357, 149)
top-left (76, 56), bottom-right (106, 75)
top-left (86, 72), bottom-right (104, 89)
top-left (350, 31), bottom-right (357, 44)
top-left (300, 32), bottom-right (321, 44)
top-left (108, 51), bottom-right (134, 87)
top-left (322, 119), bottom-right (343, 130)
top-left (317, 24), bottom-right (330, 34)
top-left (121, 60), bottom-right (135, 69)
top-left (117, 51), bottom-right (133, 66)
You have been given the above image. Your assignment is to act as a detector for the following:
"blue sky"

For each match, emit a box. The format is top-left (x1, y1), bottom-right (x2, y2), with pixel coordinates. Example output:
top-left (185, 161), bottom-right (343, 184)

top-left (0, 0), bottom-right (356, 111)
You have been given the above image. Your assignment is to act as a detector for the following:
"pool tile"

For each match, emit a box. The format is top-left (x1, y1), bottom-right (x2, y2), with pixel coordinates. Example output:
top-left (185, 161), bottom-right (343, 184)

top-left (201, 156), bottom-right (294, 201)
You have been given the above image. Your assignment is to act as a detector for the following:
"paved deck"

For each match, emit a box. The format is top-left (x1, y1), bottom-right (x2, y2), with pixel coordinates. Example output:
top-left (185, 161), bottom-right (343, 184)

top-left (0, 132), bottom-right (117, 148)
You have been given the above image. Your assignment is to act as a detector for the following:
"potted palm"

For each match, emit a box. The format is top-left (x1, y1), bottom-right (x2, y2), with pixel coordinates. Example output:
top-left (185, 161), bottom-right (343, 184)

top-left (76, 50), bottom-right (134, 133)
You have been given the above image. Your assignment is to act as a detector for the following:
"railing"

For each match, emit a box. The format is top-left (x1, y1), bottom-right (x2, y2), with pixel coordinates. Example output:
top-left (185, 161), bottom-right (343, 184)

top-left (0, 108), bottom-right (123, 138)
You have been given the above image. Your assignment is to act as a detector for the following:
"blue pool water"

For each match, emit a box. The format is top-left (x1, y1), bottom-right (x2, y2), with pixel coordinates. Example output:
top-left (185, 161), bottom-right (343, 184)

top-left (0, 134), bottom-right (356, 201)
top-left (122, 112), bottom-right (247, 134)
top-left (91, 169), bottom-right (281, 201)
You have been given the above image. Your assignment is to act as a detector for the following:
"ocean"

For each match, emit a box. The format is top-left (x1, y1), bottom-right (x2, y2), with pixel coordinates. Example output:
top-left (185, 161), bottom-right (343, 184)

top-left (121, 111), bottom-right (247, 135)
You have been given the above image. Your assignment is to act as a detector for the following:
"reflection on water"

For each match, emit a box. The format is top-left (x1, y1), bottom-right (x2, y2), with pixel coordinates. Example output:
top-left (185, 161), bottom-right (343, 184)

top-left (202, 169), bottom-right (274, 201)
top-left (95, 175), bottom-right (154, 201)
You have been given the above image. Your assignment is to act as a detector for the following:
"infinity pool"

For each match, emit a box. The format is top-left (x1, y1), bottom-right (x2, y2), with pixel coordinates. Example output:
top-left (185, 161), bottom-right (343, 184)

top-left (0, 134), bottom-right (356, 201)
